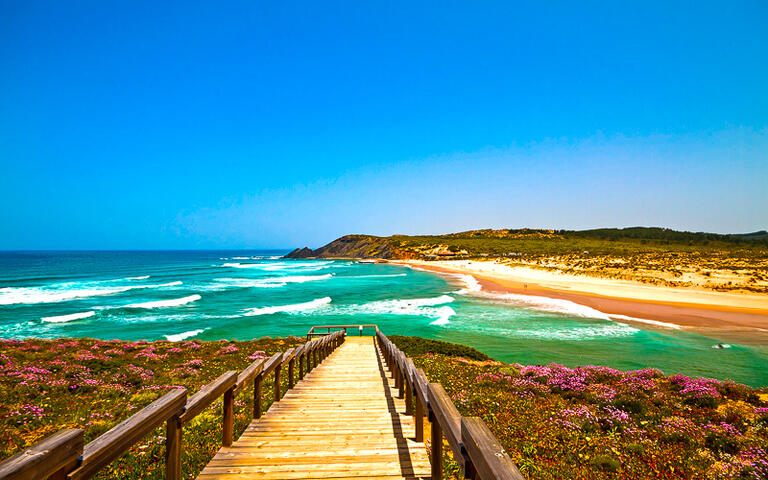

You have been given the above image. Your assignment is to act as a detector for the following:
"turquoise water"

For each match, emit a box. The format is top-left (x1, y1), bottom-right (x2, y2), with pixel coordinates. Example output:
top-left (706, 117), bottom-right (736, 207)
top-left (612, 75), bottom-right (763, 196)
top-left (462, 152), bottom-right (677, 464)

top-left (1, 251), bottom-right (766, 386)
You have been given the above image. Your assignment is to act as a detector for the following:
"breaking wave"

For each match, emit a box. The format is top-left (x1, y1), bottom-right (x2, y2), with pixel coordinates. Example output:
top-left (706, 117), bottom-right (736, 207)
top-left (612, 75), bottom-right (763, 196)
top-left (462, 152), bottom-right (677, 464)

top-left (165, 328), bottom-right (207, 342)
top-left (243, 297), bottom-right (332, 316)
top-left (41, 311), bottom-right (96, 323)
top-left (124, 275), bottom-right (150, 280)
top-left (122, 294), bottom-right (201, 309)
top-left (331, 295), bottom-right (456, 325)
top-left (0, 280), bottom-right (182, 306)
top-left (210, 274), bottom-right (333, 290)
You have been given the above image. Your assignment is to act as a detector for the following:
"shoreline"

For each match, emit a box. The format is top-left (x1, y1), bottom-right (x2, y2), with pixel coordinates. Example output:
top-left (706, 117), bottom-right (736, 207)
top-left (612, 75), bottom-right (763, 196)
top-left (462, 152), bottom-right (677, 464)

top-left (392, 260), bottom-right (768, 347)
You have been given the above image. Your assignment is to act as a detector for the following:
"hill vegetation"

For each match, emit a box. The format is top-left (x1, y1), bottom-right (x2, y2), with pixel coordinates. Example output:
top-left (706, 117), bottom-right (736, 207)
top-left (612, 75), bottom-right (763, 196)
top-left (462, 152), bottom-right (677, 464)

top-left (286, 227), bottom-right (768, 293)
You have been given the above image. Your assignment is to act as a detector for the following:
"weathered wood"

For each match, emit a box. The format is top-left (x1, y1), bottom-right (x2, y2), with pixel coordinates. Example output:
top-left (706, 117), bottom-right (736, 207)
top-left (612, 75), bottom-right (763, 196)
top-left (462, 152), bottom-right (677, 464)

top-left (223, 389), bottom-right (234, 447)
top-left (68, 388), bottom-right (186, 480)
top-left (427, 383), bottom-right (463, 463)
top-left (197, 336), bottom-right (430, 480)
top-left (261, 352), bottom-right (283, 377)
top-left (180, 371), bottom-right (237, 425)
top-left (254, 374), bottom-right (263, 419)
top-left (288, 358), bottom-right (295, 389)
top-left (233, 359), bottom-right (264, 396)
top-left (165, 415), bottom-right (182, 480)
top-left (461, 417), bottom-right (525, 480)
top-left (274, 362), bottom-right (282, 403)
top-left (415, 386), bottom-right (425, 442)
top-left (404, 358), bottom-right (415, 415)
top-left (0, 429), bottom-right (83, 480)
top-left (430, 414), bottom-right (443, 480)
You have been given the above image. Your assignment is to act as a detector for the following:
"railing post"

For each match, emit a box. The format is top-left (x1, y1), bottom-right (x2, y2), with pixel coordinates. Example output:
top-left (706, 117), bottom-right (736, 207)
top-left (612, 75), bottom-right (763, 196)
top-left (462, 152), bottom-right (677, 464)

top-left (274, 363), bottom-right (282, 403)
top-left (415, 394), bottom-right (424, 442)
top-left (405, 373), bottom-right (413, 415)
top-left (254, 373), bottom-right (263, 419)
top-left (298, 353), bottom-right (304, 379)
top-left (223, 387), bottom-right (234, 447)
top-left (165, 414), bottom-right (182, 480)
top-left (429, 407), bottom-right (443, 480)
top-left (288, 357), bottom-right (295, 389)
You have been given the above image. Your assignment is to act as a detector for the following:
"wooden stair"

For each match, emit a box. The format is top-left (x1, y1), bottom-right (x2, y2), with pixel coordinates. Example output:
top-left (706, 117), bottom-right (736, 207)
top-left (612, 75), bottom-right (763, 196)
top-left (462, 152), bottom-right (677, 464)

top-left (196, 336), bottom-right (431, 479)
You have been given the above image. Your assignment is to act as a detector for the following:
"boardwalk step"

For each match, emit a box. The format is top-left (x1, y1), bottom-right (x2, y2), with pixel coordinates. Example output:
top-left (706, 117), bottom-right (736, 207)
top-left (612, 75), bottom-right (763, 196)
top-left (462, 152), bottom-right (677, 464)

top-left (197, 336), bottom-right (430, 480)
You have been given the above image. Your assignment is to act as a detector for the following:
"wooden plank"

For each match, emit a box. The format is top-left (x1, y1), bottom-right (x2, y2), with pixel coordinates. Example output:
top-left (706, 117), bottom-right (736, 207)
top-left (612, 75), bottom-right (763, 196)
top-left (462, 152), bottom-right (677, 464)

top-left (180, 371), bottom-right (237, 425)
top-left (461, 417), bottom-right (525, 480)
top-left (0, 429), bottom-right (83, 480)
top-left (196, 336), bottom-right (430, 480)
top-left (427, 382), bottom-right (462, 461)
top-left (261, 352), bottom-right (283, 377)
top-left (69, 388), bottom-right (186, 480)
top-left (233, 359), bottom-right (264, 396)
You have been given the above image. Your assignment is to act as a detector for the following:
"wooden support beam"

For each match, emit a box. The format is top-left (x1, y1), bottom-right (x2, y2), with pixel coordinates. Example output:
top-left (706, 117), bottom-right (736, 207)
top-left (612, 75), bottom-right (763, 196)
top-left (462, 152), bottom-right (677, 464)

top-left (165, 415), bottom-right (181, 480)
top-left (222, 388), bottom-right (234, 447)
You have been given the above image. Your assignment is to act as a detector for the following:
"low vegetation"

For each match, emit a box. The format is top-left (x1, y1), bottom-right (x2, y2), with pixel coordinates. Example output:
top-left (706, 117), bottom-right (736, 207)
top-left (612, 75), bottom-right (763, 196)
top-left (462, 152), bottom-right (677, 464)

top-left (0, 336), bottom-right (304, 479)
top-left (391, 336), bottom-right (768, 480)
top-left (2, 335), bottom-right (767, 479)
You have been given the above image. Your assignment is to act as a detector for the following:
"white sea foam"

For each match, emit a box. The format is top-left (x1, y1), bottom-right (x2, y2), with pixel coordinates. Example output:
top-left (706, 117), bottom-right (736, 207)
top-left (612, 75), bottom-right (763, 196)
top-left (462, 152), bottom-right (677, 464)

top-left (472, 290), bottom-right (613, 320)
top-left (243, 297), bottom-right (332, 316)
top-left (210, 274), bottom-right (333, 290)
top-left (512, 323), bottom-right (639, 340)
top-left (608, 314), bottom-right (682, 330)
top-left (331, 295), bottom-right (456, 325)
top-left (123, 294), bottom-right (201, 309)
top-left (222, 261), bottom-right (332, 269)
top-left (232, 257), bottom-right (250, 260)
top-left (0, 280), bottom-right (182, 306)
top-left (455, 274), bottom-right (482, 294)
top-left (348, 274), bottom-right (408, 279)
top-left (41, 311), bottom-right (96, 323)
top-left (165, 328), bottom-right (206, 342)
top-left (125, 275), bottom-right (150, 280)
top-left (429, 306), bottom-right (456, 325)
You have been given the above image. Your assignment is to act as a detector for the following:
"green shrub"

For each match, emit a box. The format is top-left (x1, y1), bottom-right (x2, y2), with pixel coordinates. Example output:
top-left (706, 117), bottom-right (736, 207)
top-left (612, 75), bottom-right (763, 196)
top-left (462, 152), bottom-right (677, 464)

top-left (388, 335), bottom-right (491, 361)
top-left (626, 443), bottom-right (645, 455)
top-left (591, 454), bottom-right (620, 472)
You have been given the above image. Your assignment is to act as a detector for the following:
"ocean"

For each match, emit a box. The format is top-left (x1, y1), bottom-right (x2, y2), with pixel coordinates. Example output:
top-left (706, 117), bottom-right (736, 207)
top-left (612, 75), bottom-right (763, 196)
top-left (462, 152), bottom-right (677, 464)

top-left (1, 250), bottom-right (766, 386)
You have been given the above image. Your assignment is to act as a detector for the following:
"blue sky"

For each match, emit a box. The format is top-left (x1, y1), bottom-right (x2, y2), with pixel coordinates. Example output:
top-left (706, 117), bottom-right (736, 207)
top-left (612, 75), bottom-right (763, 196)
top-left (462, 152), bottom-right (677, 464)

top-left (1, 1), bottom-right (766, 249)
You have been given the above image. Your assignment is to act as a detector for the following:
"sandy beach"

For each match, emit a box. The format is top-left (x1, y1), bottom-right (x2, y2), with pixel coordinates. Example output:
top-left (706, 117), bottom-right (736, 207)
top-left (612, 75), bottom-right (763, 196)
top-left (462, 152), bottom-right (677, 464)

top-left (395, 260), bottom-right (768, 346)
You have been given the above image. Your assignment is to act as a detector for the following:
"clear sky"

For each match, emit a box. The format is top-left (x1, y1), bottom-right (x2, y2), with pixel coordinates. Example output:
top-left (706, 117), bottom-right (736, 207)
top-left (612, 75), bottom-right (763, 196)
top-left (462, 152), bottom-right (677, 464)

top-left (1, 1), bottom-right (766, 249)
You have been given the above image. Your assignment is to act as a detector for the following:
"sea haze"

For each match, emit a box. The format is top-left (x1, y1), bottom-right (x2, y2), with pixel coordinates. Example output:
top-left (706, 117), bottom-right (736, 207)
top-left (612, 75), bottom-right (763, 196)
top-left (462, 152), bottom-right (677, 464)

top-left (0, 251), bottom-right (765, 386)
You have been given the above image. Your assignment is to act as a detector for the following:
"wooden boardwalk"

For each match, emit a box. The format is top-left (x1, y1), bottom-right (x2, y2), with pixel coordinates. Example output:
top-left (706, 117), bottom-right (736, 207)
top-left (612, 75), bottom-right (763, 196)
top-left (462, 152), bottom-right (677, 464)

top-left (197, 336), bottom-right (431, 479)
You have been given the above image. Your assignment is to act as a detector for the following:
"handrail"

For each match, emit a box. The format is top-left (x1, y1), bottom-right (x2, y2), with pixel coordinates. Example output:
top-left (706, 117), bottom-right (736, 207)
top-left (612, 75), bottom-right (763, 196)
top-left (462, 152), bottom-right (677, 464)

top-left (461, 418), bottom-right (525, 480)
top-left (0, 329), bottom-right (347, 480)
top-left (306, 324), bottom-right (378, 339)
top-left (180, 371), bottom-right (237, 425)
top-left (68, 388), bottom-right (187, 480)
top-left (375, 328), bottom-right (524, 480)
top-left (0, 429), bottom-right (83, 480)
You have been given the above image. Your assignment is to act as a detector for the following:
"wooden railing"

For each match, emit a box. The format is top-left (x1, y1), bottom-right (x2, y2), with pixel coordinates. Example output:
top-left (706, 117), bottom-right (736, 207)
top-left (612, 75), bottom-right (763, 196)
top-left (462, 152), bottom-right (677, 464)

top-left (0, 331), bottom-right (346, 480)
top-left (306, 324), bottom-right (379, 339)
top-left (375, 329), bottom-right (525, 480)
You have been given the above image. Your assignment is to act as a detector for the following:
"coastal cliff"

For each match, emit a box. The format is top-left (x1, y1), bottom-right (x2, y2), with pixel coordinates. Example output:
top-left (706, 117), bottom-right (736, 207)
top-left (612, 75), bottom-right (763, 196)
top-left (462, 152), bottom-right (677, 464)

top-left (284, 234), bottom-right (406, 259)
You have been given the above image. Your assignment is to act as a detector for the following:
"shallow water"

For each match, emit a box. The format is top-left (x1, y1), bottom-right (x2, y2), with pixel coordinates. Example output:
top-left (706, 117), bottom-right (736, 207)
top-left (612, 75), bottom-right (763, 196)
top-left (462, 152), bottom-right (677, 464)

top-left (1, 251), bottom-right (766, 386)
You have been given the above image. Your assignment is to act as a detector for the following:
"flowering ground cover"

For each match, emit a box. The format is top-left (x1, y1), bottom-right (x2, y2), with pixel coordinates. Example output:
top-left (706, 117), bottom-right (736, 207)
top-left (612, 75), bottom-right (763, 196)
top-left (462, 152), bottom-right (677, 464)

top-left (2, 335), bottom-right (767, 479)
top-left (390, 337), bottom-right (768, 479)
top-left (0, 336), bottom-right (304, 479)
